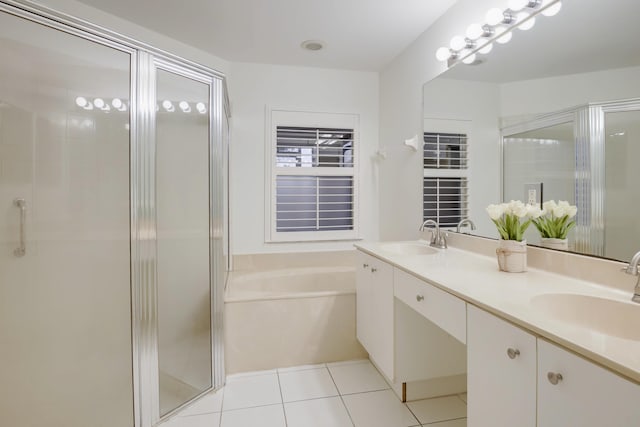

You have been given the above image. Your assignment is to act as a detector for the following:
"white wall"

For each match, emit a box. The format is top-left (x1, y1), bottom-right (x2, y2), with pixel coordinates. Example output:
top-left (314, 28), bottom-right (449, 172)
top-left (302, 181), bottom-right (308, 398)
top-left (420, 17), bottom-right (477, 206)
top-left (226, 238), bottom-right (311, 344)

top-left (228, 62), bottom-right (380, 254)
top-left (379, 0), bottom-right (508, 241)
top-left (32, 0), bottom-right (229, 74)
top-left (500, 65), bottom-right (640, 116)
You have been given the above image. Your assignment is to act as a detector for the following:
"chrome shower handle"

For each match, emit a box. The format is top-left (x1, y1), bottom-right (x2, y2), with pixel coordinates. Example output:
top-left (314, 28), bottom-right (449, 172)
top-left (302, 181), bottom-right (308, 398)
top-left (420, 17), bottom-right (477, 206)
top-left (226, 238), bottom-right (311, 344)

top-left (13, 198), bottom-right (26, 257)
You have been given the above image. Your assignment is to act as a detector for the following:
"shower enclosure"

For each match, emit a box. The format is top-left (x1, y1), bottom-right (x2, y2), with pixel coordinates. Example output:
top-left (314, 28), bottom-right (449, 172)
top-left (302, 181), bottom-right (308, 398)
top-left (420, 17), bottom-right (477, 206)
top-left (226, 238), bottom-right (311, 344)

top-left (502, 98), bottom-right (640, 260)
top-left (0, 1), bottom-right (228, 426)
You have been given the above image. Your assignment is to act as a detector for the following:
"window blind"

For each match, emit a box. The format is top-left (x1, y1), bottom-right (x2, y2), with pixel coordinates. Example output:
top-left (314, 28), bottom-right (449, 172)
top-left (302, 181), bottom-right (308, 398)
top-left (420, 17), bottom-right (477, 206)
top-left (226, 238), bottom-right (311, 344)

top-left (423, 130), bottom-right (469, 227)
top-left (423, 132), bottom-right (468, 169)
top-left (275, 126), bottom-right (355, 233)
top-left (423, 177), bottom-right (469, 227)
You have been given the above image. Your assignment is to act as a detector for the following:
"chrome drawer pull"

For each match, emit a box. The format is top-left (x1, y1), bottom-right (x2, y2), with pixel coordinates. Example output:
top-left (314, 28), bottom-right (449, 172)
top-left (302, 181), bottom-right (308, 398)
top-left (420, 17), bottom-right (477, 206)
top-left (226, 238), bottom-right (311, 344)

top-left (507, 348), bottom-right (520, 359)
top-left (416, 294), bottom-right (425, 302)
top-left (547, 372), bottom-right (563, 385)
top-left (13, 198), bottom-right (26, 257)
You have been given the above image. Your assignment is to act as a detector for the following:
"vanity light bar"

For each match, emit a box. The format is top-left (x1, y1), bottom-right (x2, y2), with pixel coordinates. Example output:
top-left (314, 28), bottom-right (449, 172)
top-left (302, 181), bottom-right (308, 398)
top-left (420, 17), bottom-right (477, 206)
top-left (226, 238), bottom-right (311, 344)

top-left (435, 0), bottom-right (562, 66)
top-left (74, 96), bottom-right (208, 115)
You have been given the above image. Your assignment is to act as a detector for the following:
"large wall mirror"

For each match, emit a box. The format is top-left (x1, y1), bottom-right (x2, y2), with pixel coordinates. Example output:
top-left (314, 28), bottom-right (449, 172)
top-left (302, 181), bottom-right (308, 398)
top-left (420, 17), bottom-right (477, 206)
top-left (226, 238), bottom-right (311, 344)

top-left (422, 0), bottom-right (640, 262)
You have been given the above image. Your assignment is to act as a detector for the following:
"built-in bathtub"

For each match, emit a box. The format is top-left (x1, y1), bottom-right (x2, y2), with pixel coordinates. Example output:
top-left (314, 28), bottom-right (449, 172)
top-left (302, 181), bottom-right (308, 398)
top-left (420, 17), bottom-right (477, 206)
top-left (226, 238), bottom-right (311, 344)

top-left (224, 251), bottom-right (367, 374)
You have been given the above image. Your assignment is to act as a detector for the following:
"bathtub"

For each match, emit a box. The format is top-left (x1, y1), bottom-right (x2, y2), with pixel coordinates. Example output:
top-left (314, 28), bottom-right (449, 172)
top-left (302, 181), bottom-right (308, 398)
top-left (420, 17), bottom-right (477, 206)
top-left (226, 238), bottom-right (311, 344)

top-left (224, 256), bottom-right (367, 374)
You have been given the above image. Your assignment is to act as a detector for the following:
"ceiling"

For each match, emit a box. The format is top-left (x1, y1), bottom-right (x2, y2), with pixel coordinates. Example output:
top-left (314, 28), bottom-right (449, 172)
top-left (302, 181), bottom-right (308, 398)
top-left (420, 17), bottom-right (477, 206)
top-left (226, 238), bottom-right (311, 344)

top-left (73, 0), bottom-right (457, 71)
top-left (443, 0), bottom-right (640, 83)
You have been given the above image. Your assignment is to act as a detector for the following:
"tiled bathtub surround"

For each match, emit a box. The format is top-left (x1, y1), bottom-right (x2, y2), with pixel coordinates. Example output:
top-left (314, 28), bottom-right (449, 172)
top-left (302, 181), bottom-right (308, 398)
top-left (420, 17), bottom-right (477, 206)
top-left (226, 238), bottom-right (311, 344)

top-left (225, 251), bottom-right (366, 374)
top-left (161, 360), bottom-right (467, 427)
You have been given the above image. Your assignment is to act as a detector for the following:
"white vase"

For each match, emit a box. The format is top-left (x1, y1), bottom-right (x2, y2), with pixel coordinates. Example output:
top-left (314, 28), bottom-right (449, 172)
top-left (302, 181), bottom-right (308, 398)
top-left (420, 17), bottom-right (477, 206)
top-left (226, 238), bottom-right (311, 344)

top-left (540, 238), bottom-right (569, 251)
top-left (496, 239), bottom-right (527, 273)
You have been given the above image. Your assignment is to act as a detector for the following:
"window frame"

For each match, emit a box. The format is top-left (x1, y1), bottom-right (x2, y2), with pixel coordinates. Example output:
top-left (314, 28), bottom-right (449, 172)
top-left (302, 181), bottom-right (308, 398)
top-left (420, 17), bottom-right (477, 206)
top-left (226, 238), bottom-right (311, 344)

top-left (422, 119), bottom-right (471, 229)
top-left (265, 108), bottom-right (360, 243)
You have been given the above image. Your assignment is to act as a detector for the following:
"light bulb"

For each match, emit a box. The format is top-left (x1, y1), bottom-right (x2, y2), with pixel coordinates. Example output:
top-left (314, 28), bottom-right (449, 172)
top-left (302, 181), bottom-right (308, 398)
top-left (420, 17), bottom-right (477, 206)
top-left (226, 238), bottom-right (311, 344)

top-left (162, 100), bottom-right (174, 111)
top-left (462, 54), bottom-right (477, 65)
top-left (486, 8), bottom-right (505, 26)
top-left (542, 0), bottom-right (562, 16)
top-left (112, 98), bottom-right (123, 109)
top-left (508, 0), bottom-right (528, 11)
top-left (478, 42), bottom-right (493, 55)
top-left (496, 31), bottom-right (513, 44)
top-left (450, 36), bottom-right (466, 51)
top-left (518, 14), bottom-right (536, 30)
top-left (94, 98), bottom-right (105, 109)
top-left (435, 47), bottom-right (451, 61)
top-left (466, 23), bottom-right (484, 40)
top-left (179, 101), bottom-right (191, 112)
top-left (75, 96), bottom-right (87, 108)
top-left (196, 102), bottom-right (207, 114)
top-left (84, 102), bottom-right (94, 110)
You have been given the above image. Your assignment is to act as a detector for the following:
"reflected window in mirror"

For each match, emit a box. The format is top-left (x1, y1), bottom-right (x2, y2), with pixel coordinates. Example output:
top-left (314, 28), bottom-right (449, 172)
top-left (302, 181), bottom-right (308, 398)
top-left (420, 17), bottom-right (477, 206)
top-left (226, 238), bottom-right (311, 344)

top-left (423, 131), bottom-right (469, 228)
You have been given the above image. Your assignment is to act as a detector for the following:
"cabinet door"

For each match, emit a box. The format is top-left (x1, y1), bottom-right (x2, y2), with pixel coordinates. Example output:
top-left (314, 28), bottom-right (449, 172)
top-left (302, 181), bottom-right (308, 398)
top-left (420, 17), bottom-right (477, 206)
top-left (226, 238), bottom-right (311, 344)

top-left (356, 251), bottom-right (373, 352)
top-left (370, 257), bottom-right (394, 380)
top-left (538, 339), bottom-right (640, 427)
top-left (467, 306), bottom-right (536, 427)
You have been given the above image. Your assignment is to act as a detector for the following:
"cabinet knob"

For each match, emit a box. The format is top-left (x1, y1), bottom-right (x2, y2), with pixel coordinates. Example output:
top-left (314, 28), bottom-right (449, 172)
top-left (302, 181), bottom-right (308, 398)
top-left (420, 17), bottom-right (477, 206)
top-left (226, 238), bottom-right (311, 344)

top-left (416, 294), bottom-right (425, 302)
top-left (371, 267), bottom-right (377, 273)
top-left (547, 372), bottom-right (563, 385)
top-left (363, 263), bottom-right (369, 268)
top-left (506, 348), bottom-right (520, 359)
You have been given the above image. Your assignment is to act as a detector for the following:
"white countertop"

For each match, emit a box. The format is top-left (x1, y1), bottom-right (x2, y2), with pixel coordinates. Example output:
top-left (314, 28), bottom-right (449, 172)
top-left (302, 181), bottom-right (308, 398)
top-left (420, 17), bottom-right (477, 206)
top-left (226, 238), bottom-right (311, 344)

top-left (355, 240), bottom-right (640, 384)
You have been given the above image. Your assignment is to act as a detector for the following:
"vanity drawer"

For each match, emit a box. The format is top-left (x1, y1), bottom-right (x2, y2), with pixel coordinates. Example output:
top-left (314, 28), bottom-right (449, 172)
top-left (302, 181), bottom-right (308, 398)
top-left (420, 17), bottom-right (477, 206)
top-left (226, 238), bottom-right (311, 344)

top-left (394, 268), bottom-right (466, 344)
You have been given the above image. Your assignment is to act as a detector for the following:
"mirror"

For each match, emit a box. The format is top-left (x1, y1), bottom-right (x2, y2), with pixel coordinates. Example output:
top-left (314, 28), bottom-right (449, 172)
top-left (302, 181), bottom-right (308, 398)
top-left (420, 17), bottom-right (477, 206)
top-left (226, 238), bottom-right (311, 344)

top-left (422, 0), bottom-right (640, 262)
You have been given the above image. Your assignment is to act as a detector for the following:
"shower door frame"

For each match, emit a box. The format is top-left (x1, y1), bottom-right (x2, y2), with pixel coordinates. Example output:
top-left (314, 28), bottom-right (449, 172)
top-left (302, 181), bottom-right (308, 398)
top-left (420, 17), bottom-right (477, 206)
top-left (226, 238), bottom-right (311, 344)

top-left (0, 1), bottom-right (228, 427)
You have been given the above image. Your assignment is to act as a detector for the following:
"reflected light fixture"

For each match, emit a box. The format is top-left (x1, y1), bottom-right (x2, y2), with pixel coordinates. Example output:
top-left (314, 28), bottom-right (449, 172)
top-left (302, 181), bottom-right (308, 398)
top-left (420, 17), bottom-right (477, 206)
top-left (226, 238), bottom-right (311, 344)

top-left (435, 0), bottom-right (562, 65)
top-left (196, 102), bottom-right (207, 114)
top-left (162, 100), bottom-right (174, 112)
top-left (179, 101), bottom-right (191, 113)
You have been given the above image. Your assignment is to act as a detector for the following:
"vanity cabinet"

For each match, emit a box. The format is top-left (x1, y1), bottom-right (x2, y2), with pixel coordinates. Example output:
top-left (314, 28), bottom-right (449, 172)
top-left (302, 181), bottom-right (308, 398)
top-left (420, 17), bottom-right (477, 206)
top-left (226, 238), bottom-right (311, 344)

top-left (356, 251), bottom-right (394, 379)
top-left (468, 306), bottom-right (640, 427)
top-left (467, 305), bottom-right (536, 427)
top-left (537, 339), bottom-right (640, 427)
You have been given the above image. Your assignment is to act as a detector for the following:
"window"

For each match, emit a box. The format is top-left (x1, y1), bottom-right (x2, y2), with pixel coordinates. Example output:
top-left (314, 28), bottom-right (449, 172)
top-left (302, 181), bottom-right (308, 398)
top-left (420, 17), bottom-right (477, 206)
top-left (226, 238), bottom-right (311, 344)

top-left (267, 110), bottom-right (359, 242)
top-left (423, 131), bottom-right (469, 228)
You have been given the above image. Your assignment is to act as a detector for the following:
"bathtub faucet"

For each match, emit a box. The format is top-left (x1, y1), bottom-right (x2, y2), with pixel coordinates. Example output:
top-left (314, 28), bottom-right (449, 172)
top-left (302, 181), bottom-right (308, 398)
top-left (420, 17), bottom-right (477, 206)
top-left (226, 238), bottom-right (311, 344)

top-left (419, 219), bottom-right (447, 249)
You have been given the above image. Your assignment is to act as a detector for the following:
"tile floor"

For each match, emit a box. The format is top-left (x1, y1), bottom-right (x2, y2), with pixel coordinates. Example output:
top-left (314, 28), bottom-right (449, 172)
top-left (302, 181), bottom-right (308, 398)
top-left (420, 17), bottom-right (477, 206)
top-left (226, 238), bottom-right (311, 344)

top-left (161, 359), bottom-right (467, 427)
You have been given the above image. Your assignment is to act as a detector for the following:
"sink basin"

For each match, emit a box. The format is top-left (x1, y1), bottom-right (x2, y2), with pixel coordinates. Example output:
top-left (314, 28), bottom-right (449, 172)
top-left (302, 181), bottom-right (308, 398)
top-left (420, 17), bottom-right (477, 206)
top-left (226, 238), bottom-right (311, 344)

top-left (379, 242), bottom-right (438, 256)
top-left (531, 293), bottom-right (640, 341)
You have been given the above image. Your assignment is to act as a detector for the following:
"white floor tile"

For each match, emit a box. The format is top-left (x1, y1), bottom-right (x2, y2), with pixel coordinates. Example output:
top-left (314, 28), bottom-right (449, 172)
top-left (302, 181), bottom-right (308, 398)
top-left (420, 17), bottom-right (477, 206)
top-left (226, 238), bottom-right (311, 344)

top-left (179, 389), bottom-right (224, 416)
top-left (406, 396), bottom-right (467, 425)
top-left (425, 418), bottom-right (467, 426)
top-left (328, 360), bottom-right (389, 395)
top-left (284, 397), bottom-right (353, 427)
top-left (342, 389), bottom-right (419, 427)
top-left (221, 373), bottom-right (282, 411)
top-left (458, 393), bottom-right (467, 404)
top-left (278, 363), bottom-right (326, 373)
top-left (279, 368), bottom-right (339, 402)
top-left (164, 412), bottom-right (221, 427)
top-left (220, 404), bottom-right (286, 427)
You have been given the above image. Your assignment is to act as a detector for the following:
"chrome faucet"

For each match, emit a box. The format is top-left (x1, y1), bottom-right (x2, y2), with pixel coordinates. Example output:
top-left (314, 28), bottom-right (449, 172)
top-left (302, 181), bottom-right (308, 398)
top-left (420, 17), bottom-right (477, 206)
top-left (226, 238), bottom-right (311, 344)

top-left (622, 250), bottom-right (640, 303)
top-left (456, 218), bottom-right (476, 234)
top-left (419, 219), bottom-right (447, 249)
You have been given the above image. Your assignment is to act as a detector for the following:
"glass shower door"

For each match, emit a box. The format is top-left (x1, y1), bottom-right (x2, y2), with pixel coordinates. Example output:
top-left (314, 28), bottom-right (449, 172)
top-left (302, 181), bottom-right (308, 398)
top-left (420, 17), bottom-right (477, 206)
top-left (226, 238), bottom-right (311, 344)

top-left (0, 10), bottom-right (133, 427)
top-left (155, 68), bottom-right (213, 415)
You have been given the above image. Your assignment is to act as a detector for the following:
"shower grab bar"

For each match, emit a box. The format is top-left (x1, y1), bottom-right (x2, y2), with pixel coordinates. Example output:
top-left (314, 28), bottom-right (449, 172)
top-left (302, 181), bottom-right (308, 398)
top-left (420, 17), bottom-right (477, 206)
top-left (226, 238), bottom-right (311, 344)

top-left (13, 198), bottom-right (26, 257)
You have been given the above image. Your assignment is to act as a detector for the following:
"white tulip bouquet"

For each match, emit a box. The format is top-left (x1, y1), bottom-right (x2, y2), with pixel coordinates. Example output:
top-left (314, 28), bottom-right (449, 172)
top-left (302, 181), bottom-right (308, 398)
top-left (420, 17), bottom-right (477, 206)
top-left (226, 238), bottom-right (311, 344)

top-left (532, 200), bottom-right (577, 239)
top-left (486, 200), bottom-right (542, 242)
